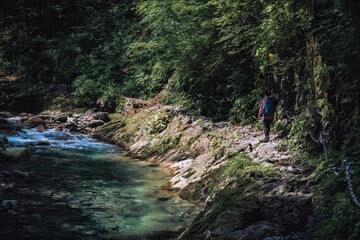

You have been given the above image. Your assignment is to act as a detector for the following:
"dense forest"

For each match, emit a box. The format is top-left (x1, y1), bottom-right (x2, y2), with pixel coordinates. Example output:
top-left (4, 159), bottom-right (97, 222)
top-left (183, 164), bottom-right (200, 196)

top-left (1, 0), bottom-right (360, 238)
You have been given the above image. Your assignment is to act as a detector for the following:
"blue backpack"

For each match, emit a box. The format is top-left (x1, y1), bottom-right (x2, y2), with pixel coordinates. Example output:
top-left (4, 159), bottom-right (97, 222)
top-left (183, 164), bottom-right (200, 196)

top-left (262, 96), bottom-right (277, 116)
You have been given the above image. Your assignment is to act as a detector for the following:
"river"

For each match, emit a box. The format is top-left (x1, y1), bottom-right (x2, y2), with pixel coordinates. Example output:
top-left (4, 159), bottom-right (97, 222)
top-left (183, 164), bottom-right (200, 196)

top-left (1, 126), bottom-right (199, 239)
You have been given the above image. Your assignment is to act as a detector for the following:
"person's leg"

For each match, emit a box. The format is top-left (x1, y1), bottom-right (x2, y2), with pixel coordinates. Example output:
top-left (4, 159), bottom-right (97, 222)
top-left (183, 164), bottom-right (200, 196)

top-left (264, 119), bottom-right (273, 141)
top-left (263, 120), bottom-right (268, 141)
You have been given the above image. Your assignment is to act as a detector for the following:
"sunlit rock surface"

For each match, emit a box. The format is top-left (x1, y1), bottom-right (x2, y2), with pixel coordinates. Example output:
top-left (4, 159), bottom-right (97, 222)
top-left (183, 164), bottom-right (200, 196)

top-left (93, 104), bottom-right (317, 239)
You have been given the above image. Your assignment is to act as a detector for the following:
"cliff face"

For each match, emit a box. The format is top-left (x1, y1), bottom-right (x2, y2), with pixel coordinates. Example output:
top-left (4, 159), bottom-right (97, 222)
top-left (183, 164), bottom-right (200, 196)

top-left (93, 105), bottom-right (317, 239)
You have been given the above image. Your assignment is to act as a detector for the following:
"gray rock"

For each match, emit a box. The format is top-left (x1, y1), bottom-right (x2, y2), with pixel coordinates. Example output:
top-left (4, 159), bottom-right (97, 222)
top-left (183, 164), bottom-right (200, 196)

top-left (1, 200), bottom-right (19, 209)
top-left (31, 213), bottom-right (43, 220)
top-left (37, 124), bottom-right (46, 132)
top-left (13, 170), bottom-right (30, 178)
top-left (84, 230), bottom-right (97, 236)
top-left (64, 122), bottom-right (76, 129)
top-left (55, 125), bottom-right (64, 131)
top-left (283, 209), bottom-right (302, 226)
top-left (8, 209), bottom-right (20, 216)
top-left (292, 232), bottom-right (307, 240)
top-left (28, 117), bottom-right (46, 128)
top-left (33, 115), bottom-right (50, 120)
top-left (212, 204), bottom-right (260, 238)
top-left (54, 134), bottom-right (73, 141)
top-left (181, 116), bottom-right (192, 125)
top-left (0, 111), bottom-right (11, 118)
top-left (19, 113), bottom-right (29, 117)
top-left (236, 222), bottom-right (284, 240)
top-left (7, 209), bottom-right (20, 215)
top-left (94, 112), bottom-right (110, 122)
top-left (54, 115), bottom-right (68, 123)
top-left (85, 120), bottom-right (104, 128)
top-left (204, 230), bottom-right (211, 239)
top-left (0, 147), bottom-right (31, 161)
top-left (63, 122), bottom-right (80, 132)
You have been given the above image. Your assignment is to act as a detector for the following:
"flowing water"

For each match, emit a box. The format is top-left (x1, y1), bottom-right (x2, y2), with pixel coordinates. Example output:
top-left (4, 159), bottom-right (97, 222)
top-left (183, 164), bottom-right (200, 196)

top-left (1, 127), bottom-right (200, 239)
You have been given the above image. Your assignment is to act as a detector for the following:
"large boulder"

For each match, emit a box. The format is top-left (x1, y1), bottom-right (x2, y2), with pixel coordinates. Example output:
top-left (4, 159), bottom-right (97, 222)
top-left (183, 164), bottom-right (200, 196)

top-left (37, 124), bottom-right (46, 132)
top-left (85, 120), bottom-right (104, 128)
top-left (19, 113), bottom-right (29, 117)
top-left (235, 222), bottom-right (285, 240)
top-left (94, 112), bottom-right (110, 122)
top-left (33, 115), bottom-right (50, 120)
top-left (0, 112), bottom-right (11, 118)
top-left (54, 115), bottom-right (68, 123)
top-left (1, 200), bottom-right (18, 210)
top-left (28, 117), bottom-right (47, 128)
top-left (0, 147), bottom-right (31, 161)
top-left (0, 118), bottom-right (21, 136)
top-left (19, 116), bottom-right (29, 123)
top-left (63, 122), bottom-right (82, 133)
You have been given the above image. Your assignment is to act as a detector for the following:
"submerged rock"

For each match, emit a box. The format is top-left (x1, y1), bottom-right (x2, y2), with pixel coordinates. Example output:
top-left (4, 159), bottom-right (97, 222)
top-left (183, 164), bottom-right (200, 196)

top-left (0, 134), bottom-right (8, 150)
top-left (0, 118), bottom-right (22, 136)
top-left (54, 134), bottom-right (73, 141)
top-left (1, 200), bottom-right (19, 210)
top-left (36, 141), bottom-right (51, 146)
top-left (0, 147), bottom-right (31, 161)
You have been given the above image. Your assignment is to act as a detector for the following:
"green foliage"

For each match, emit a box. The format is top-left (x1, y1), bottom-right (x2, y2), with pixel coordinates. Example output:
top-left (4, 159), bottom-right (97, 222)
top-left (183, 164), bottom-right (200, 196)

top-left (205, 154), bottom-right (278, 198)
top-left (314, 154), bottom-right (360, 240)
top-left (160, 88), bottom-right (202, 115)
top-left (148, 114), bottom-right (170, 134)
top-left (131, 0), bottom-right (263, 120)
top-left (222, 155), bottom-right (251, 178)
top-left (42, 96), bottom-right (73, 112)
top-left (100, 85), bottom-right (124, 113)
top-left (72, 76), bottom-right (101, 108)
top-left (229, 90), bottom-right (262, 124)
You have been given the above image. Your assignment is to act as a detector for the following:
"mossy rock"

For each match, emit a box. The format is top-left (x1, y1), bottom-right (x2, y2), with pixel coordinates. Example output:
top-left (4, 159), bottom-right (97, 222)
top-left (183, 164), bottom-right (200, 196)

top-left (0, 147), bottom-right (31, 161)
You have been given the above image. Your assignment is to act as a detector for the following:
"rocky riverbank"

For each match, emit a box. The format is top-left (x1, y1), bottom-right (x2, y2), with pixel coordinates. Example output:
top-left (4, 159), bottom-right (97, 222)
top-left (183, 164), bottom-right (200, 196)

top-left (0, 101), bottom-right (319, 239)
top-left (91, 103), bottom-right (319, 239)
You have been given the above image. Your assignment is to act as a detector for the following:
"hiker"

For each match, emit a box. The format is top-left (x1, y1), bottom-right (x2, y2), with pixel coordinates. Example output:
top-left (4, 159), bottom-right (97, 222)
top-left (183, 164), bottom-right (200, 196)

top-left (258, 89), bottom-right (278, 142)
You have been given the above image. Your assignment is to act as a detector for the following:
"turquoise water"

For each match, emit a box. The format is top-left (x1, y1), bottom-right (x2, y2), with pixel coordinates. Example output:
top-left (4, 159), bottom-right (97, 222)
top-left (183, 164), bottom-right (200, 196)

top-left (5, 129), bottom-right (199, 239)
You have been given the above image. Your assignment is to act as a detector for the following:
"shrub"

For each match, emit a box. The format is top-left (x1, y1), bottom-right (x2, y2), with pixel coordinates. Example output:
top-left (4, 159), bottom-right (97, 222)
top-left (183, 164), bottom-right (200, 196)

top-left (99, 85), bottom-right (123, 112)
top-left (229, 91), bottom-right (261, 124)
top-left (72, 76), bottom-right (101, 108)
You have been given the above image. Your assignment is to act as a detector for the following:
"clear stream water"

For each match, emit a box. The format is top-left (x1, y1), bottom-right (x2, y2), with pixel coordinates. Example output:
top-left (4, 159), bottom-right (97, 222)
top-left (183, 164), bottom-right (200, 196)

top-left (3, 127), bottom-right (199, 239)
